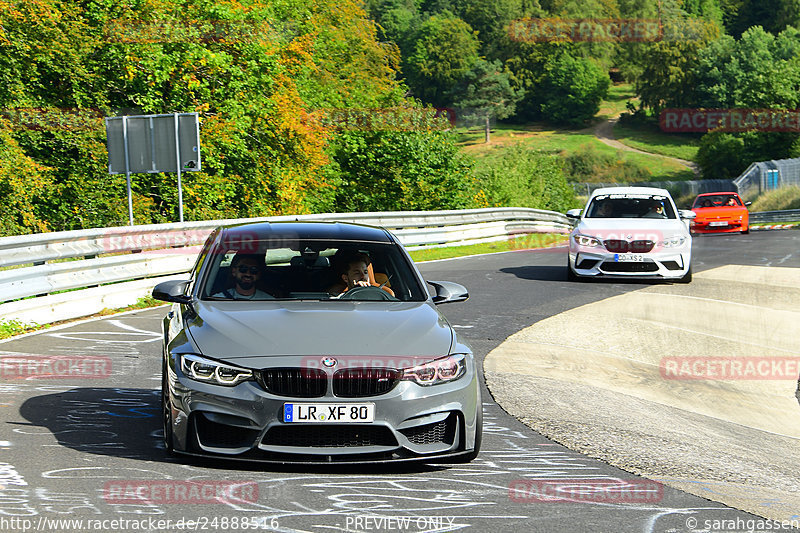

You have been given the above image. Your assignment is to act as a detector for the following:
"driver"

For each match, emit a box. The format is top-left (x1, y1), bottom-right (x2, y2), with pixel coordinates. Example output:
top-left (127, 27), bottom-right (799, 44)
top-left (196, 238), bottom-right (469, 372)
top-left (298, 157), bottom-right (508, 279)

top-left (328, 250), bottom-right (394, 297)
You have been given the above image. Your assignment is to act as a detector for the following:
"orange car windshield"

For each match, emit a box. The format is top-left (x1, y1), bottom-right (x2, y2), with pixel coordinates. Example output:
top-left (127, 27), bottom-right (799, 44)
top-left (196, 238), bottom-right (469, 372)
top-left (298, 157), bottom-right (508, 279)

top-left (693, 195), bottom-right (741, 208)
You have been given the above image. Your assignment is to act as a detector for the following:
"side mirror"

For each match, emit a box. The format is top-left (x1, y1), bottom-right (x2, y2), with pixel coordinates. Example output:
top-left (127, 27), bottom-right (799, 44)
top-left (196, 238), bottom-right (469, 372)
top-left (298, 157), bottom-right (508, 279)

top-left (428, 281), bottom-right (469, 305)
top-left (152, 279), bottom-right (192, 304)
top-left (679, 210), bottom-right (696, 220)
top-left (745, 201), bottom-right (752, 207)
top-left (566, 209), bottom-right (583, 220)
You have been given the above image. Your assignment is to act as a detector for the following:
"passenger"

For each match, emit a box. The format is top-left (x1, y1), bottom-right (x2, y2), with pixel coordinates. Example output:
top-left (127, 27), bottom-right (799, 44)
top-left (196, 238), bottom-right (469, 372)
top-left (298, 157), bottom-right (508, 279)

top-left (328, 250), bottom-right (394, 297)
top-left (701, 199), bottom-right (712, 207)
top-left (595, 202), bottom-right (614, 218)
top-left (726, 197), bottom-right (737, 206)
top-left (643, 203), bottom-right (665, 218)
top-left (213, 253), bottom-right (274, 300)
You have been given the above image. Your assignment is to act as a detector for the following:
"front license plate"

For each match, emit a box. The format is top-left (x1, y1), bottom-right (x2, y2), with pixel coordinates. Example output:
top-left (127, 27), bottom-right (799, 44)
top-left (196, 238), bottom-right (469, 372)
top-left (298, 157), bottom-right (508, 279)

top-left (614, 253), bottom-right (644, 262)
top-left (709, 221), bottom-right (729, 227)
top-left (283, 403), bottom-right (375, 423)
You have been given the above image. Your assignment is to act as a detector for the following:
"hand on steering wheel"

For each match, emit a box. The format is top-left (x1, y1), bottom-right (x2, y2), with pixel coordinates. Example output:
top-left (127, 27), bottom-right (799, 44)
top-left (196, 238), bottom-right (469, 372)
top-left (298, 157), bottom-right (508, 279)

top-left (338, 285), bottom-right (398, 301)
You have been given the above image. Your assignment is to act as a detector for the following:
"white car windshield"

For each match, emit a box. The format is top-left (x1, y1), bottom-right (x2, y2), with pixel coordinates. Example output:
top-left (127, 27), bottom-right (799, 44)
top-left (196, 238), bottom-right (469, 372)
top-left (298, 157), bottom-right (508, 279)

top-left (586, 194), bottom-right (677, 219)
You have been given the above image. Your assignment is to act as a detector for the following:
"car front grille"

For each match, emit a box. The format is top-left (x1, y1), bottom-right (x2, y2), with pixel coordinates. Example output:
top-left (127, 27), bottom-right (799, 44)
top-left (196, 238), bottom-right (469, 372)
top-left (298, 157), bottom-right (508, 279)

top-left (262, 425), bottom-right (397, 448)
top-left (256, 367), bottom-right (327, 397)
top-left (333, 368), bottom-right (402, 397)
top-left (603, 240), bottom-right (655, 253)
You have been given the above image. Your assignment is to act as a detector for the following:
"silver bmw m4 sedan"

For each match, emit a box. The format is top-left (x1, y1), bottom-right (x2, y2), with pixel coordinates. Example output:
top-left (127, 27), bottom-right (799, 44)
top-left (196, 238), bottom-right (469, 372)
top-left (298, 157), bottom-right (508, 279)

top-left (152, 221), bottom-right (482, 464)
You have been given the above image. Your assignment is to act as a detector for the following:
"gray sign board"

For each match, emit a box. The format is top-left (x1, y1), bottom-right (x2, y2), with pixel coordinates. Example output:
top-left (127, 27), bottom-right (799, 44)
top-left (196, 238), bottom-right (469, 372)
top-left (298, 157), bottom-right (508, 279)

top-left (106, 113), bottom-right (201, 174)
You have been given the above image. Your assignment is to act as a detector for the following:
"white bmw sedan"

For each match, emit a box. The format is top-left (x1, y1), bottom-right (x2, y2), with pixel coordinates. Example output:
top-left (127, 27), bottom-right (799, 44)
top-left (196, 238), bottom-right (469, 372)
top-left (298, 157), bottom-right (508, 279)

top-left (566, 187), bottom-right (694, 283)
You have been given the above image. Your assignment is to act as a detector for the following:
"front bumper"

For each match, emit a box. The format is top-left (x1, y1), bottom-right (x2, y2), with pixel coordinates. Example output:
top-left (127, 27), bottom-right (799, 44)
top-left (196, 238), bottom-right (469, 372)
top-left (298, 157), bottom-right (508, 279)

top-left (691, 220), bottom-right (747, 233)
top-left (568, 247), bottom-right (690, 279)
top-left (164, 355), bottom-right (481, 463)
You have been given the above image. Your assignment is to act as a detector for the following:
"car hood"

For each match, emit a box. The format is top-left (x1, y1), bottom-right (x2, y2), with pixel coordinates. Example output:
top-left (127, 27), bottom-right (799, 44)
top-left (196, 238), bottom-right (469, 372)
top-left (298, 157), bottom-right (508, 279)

top-left (184, 300), bottom-right (454, 364)
top-left (575, 218), bottom-right (689, 237)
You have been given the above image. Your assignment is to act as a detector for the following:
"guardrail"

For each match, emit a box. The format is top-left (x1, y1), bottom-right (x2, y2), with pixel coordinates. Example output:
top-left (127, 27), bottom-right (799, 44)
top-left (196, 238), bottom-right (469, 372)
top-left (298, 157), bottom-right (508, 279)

top-left (0, 208), bottom-right (571, 326)
top-left (749, 209), bottom-right (800, 223)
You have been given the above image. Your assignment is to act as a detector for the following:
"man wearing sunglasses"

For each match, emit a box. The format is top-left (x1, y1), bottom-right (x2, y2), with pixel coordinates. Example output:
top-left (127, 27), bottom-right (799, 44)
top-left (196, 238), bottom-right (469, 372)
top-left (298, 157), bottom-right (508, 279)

top-left (213, 253), bottom-right (274, 300)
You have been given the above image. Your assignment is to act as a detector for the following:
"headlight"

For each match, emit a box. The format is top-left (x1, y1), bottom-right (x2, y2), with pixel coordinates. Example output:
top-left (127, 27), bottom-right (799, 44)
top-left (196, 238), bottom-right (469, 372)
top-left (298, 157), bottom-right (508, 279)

top-left (573, 233), bottom-right (601, 247)
top-left (401, 354), bottom-right (467, 386)
top-left (180, 354), bottom-right (253, 386)
top-left (661, 235), bottom-right (687, 248)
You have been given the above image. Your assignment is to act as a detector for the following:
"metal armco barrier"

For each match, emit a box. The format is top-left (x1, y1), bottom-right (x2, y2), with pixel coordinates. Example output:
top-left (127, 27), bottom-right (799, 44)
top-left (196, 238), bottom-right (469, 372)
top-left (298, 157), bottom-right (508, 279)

top-left (749, 209), bottom-right (800, 223)
top-left (0, 208), bottom-right (571, 326)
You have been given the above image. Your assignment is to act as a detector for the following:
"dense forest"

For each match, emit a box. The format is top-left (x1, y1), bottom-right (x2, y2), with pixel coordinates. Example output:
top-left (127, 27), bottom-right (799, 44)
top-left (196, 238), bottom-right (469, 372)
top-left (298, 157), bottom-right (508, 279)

top-left (1, 0), bottom-right (799, 235)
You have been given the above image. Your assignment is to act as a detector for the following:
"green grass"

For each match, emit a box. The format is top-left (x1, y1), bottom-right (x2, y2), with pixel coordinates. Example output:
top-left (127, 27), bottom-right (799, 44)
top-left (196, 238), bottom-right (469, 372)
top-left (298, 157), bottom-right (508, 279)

top-left (596, 83), bottom-right (638, 120)
top-left (408, 233), bottom-right (568, 262)
top-left (0, 319), bottom-right (44, 340)
top-left (470, 130), bottom-right (694, 182)
top-left (749, 186), bottom-right (800, 212)
top-left (613, 121), bottom-right (701, 161)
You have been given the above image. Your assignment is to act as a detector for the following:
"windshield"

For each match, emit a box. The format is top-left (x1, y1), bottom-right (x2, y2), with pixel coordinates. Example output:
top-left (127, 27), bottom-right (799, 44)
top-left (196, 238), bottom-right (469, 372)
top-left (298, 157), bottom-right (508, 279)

top-left (586, 194), bottom-right (677, 219)
top-left (199, 239), bottom-right (427, 302)
top-left (692, 194), bottom-right (741, 208)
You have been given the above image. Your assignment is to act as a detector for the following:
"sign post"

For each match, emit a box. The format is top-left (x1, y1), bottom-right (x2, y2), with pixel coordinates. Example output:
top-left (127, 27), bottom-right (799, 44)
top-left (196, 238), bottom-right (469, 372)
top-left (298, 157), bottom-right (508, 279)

top-left (106, 113), bottom-right (201, 224)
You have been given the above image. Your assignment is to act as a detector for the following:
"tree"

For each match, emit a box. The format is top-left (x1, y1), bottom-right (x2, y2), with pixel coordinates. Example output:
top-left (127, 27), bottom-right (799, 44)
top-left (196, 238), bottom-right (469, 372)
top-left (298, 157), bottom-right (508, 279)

top-left (727, 0), bottom-right (800, 37)
top-left (404, 13), bottom-right (480, 105)
top-left (327, 130), bottom-right (476, 212)
top-left (535, 51), bottom-right (610, 126)
top-left (447, 59), bottom-right (521, 142)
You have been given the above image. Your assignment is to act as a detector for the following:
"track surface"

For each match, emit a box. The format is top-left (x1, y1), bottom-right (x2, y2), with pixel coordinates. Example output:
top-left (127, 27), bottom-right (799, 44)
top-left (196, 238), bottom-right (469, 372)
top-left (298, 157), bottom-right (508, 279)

top-left (0, 231), bottom-right (798, 533)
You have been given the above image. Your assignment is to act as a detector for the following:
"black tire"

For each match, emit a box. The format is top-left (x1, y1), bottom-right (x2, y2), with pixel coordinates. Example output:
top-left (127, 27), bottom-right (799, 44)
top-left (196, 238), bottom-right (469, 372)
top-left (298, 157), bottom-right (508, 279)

top-left (566, 259), bottom-right (579, 282)
top-left (453, 404), bottom-right (483, 463)
top-left (161, 366), bottom-right (175, 456)
top-left (741, 226), bottom-right (750, 234)
top-left (678, 264), bottom-right (692, 284)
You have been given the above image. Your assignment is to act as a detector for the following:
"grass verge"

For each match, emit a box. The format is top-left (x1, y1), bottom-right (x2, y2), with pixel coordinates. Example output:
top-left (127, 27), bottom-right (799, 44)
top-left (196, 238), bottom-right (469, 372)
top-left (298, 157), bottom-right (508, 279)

top-left (409, 232), bottom-right (568, 262)
top-left (613, 121), bottom-right (700, 161)
top-left (749, 186), bottom-right (800, 212)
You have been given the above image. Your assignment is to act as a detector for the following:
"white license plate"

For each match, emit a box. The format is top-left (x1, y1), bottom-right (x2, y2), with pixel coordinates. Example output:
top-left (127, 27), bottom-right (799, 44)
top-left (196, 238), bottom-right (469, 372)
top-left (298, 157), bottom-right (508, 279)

top-left (614, 253), bottom-right (644, 262)
top-left (709, 221), bottom-right (729, 227)
top-left (283, 403), bottom-right (375, 423)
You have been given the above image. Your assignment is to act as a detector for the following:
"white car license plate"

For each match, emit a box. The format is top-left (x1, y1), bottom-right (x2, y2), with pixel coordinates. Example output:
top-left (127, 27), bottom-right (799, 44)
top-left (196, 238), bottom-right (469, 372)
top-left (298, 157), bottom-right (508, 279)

top-left (709, 221), bottom-right (729, 227)
top-left (614, 253), bottom-right (644, 262)
top-left (283, 403), bottom-right (375, 423)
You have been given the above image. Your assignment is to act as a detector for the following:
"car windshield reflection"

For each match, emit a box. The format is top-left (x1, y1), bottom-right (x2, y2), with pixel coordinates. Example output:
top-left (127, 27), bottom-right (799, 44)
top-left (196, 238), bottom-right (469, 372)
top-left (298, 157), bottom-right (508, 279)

top-left (200, 239), bottom-right (425, 302)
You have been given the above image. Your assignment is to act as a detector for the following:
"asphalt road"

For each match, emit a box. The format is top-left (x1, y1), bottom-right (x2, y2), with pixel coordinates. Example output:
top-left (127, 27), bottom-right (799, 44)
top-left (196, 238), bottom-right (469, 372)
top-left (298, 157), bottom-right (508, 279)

top-left (0, 230), bottom-right (797, 533)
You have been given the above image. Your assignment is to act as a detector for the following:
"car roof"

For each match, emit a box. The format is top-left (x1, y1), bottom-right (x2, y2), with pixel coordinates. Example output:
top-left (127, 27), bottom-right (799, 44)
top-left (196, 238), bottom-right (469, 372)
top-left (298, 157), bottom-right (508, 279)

top-left (695, 192), bottom-right (739, 197)
top-left (217, 221), bottom-right (394, 243)
top-left (590, 186), bottom-right (672, 198)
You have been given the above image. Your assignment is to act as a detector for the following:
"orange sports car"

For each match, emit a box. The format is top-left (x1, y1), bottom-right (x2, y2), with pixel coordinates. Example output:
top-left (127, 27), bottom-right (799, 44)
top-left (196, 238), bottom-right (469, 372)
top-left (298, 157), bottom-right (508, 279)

top-left (690, 192), bottom-right (750, 234)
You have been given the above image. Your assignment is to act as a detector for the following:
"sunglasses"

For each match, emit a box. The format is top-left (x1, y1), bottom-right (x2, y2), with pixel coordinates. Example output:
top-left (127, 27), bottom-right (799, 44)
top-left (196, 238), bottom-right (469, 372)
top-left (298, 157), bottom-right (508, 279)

top-left (235, 266), bottom-right (260, 274)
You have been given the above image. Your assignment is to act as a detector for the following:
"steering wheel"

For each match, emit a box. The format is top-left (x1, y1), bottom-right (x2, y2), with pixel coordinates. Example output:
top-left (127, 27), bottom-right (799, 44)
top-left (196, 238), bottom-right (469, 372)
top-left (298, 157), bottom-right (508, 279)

top-left (338, 285), bottom-right (398, 301)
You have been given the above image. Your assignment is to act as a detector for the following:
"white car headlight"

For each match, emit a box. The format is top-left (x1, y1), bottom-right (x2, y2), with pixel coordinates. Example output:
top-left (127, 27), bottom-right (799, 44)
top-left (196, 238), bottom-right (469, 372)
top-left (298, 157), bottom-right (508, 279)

top-left (573, 233), bottom-right (601, 247)
top-left (661, 235), bottom-right (687, 248)
top-left (401, 354), bottom-right (467, 386)
top-left (180, 354), bottom-right (253, 386)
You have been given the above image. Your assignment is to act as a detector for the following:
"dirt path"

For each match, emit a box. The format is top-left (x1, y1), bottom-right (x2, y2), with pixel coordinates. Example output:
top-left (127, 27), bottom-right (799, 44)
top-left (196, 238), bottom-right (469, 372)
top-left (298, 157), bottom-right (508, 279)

top-left (594, 114), bottom-right (700, 177)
